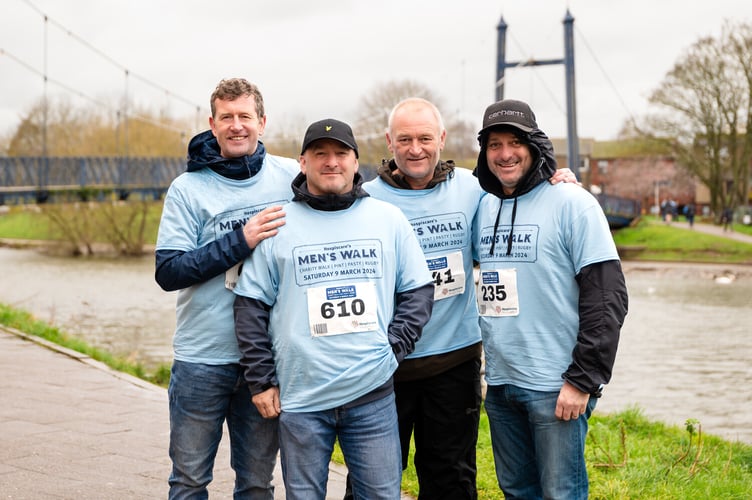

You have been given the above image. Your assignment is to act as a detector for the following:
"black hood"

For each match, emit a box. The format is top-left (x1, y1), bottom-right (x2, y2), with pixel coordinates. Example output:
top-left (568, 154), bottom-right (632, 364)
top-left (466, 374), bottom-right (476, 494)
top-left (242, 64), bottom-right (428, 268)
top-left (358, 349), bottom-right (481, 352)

top-left (474, 126), bottom-right (557, 199)
top-left (474, 126), bottom-right (557, 257)
top-left (186, 129), bottom-right (266, 180)
top-left (291, 171), bottom-right (369, 211)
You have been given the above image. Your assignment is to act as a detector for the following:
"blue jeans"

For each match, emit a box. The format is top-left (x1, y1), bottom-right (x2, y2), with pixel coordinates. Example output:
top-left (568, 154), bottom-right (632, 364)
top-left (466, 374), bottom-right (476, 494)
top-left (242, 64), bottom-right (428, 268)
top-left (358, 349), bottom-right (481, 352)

top-left (168, 360), bottom-right (279, 499)
top-left (278, 392), bottom-right (401, 500)
top-left (484, 384), bottom-right (597, 500)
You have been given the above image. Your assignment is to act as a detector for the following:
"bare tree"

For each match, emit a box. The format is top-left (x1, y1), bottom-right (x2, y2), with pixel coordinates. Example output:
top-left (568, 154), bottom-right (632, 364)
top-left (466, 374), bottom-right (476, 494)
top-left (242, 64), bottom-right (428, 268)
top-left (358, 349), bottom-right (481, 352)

top-left (6, 97), bottom-right (194, 158)
top-left (640, 21), bottom-right (752, 215)
top-left (263, 113), bottom-right (308, 160)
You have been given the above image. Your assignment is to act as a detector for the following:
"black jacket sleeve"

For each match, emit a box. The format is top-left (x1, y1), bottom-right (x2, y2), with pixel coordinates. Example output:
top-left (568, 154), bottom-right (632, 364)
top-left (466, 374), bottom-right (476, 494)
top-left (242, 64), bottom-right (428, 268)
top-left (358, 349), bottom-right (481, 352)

top-left (388, 283), bottom-right (435, 363)
top-left (563, 259), bottom-right (628, 396)
top-left (155, 227), bottom-right (251, 291)
top-left (233, 295), bottom-right (278, 395)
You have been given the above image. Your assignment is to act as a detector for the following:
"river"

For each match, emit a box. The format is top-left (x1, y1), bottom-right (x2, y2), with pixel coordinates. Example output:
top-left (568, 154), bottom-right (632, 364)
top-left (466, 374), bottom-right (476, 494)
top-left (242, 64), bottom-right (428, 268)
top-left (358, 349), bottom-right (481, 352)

top-left (1, 247), bottom-right (750, 444)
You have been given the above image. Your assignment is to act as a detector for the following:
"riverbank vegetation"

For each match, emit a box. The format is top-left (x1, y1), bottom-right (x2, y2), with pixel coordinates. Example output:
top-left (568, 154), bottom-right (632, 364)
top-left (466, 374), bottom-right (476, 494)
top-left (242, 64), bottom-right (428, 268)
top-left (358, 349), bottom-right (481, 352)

top-left (2, 301), bottom-right (751, 498)
top-left (1, 204), bottom-right (752, 262)
top-left (0, 303), bottom-right (171, 386)
top-left (0, 201), bottom-right (160, 256)
top-left (612, 217), bottom-right (752, 264)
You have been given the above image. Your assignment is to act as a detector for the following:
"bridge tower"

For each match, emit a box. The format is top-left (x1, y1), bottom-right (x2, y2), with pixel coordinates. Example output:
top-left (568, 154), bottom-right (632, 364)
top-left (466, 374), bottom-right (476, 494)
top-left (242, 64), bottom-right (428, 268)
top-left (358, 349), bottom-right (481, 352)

top-left (495, 10), bottom-right (580, 177)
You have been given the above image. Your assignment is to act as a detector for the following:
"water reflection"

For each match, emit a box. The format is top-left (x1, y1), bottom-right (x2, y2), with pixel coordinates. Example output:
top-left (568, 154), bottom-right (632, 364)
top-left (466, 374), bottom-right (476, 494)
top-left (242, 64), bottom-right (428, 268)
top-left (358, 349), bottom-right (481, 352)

top-left (0, 247), bottom-right (176, 366)
top-left (1, 248), bottom-right (750, 443)
top-left (597, 262), bottom-right (752, 444)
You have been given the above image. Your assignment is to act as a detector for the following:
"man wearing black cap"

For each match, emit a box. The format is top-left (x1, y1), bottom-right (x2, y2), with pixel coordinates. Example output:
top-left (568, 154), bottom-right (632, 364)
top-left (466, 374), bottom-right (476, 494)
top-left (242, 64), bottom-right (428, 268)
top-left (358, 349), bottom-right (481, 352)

top-left (233, 118), bottom-right (434, 499)
top-left (472, 99), bottom-right (628, 499)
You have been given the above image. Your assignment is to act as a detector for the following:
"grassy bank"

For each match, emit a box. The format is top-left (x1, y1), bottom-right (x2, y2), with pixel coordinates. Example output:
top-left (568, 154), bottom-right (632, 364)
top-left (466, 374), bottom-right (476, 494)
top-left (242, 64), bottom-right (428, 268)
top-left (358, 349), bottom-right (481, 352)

top-left (0, 303), bottom-right (171, 386)
top-left (612, 217), bottom-right (752, 264)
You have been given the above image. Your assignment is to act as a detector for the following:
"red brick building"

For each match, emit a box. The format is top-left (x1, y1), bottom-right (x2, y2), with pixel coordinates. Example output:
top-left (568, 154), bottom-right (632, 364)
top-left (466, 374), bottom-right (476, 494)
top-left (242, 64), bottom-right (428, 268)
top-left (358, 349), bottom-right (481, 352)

top-left (551, 138), bottom-right (701, 215)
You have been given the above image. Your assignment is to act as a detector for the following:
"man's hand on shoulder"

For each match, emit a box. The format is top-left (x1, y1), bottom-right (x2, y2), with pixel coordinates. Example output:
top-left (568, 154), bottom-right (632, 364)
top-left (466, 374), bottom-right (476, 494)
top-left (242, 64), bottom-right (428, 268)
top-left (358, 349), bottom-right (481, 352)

top-left (548, 168), bottom-right (581, 186)
top-left (243, 205), bottom-right (286, 249)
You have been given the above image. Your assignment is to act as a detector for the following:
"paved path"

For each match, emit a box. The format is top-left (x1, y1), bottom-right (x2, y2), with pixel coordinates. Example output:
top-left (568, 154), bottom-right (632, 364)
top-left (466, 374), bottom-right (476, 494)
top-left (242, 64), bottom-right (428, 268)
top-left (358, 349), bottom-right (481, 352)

top-left (0, 327), bottom-right (356, 499)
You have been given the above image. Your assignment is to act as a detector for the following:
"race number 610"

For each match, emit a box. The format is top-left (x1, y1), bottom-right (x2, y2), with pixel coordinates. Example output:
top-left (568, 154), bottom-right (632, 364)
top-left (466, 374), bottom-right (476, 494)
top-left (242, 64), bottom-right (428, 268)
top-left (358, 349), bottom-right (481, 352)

top-left (320, 299), bottom-right (366, 319)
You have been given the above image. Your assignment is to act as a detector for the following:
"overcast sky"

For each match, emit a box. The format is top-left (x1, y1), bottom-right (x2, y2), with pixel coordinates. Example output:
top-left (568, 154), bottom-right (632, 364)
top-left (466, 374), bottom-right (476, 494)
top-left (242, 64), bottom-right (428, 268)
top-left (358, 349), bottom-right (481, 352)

top-left (2, 0), bottom-right (751, 143)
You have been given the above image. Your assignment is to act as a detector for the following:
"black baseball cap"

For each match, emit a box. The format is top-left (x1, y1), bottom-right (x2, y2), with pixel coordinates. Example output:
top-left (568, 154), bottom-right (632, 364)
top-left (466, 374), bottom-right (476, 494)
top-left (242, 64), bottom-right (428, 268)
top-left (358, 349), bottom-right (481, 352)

top-left (478, 99), bottom-right (537, 136)
top-left (300, 119), bottom-right (359, 158)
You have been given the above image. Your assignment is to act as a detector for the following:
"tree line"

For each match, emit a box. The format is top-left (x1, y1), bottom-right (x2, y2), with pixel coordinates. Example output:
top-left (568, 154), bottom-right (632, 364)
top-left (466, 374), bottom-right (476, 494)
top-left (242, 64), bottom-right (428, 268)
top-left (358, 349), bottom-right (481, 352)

top-left (3, 21), bottom-right (752, 215)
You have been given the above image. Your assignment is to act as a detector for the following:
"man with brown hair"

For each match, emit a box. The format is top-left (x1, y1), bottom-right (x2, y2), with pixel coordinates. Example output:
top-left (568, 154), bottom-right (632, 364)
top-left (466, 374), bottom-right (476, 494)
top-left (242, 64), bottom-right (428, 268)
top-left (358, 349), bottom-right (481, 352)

top-left (155, 78), bottom-right (299, 498)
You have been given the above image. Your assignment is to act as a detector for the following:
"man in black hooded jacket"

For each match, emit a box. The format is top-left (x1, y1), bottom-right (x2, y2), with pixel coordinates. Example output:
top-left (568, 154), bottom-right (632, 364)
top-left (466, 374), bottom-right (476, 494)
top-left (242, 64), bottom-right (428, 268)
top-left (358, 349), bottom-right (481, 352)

top-left (472, 99), bottom-right (628, 500)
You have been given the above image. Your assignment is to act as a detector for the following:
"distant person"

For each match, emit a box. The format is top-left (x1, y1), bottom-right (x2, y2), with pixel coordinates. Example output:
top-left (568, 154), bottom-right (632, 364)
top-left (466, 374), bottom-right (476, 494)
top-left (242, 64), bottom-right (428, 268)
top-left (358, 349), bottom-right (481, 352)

top-left (684, 203), bottom-right (696, 228)
top-left (660, 199), bottom-right (668, 222)
top-left (233, 118), bottom-right (434, 499)
top-left (356, 97), bottom-right (578, 499)
top-left (472, 99), bottom-right (628, 499)
top-left (669, 199), bottom-right (678, 223)
top-left (155, 78), bottom-right (299, 498)
top-left (721, 206), bottom-right (733, 232)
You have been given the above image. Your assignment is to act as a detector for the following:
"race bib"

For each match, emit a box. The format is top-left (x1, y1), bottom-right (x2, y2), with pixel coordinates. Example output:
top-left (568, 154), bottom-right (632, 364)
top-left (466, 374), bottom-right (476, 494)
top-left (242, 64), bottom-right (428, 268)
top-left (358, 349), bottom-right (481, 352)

top-left (427, 251), bottom-right (465, 301)
top-left (477, 268), bottom-right (519, 317)
top-left (306, 282), bottom-right (379, 337)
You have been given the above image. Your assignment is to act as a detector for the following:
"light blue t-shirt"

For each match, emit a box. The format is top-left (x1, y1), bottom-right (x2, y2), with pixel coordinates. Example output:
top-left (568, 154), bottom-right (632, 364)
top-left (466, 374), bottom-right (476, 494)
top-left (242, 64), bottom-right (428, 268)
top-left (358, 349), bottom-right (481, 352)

top-left (472, 181), bottom-right (619, 391)
top-left (364, 167), bottom-right (483, 358)
top-left (234, 197), bottom-right (432, 412)
top-left (155, 155), bottom-right (299, 364)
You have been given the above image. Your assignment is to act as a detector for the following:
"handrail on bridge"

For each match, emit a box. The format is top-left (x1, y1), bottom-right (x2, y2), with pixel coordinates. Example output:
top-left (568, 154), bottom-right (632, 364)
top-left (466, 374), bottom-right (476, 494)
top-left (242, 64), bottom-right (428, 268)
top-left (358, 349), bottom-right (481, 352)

top-left (0, 156), bottom-right (184, 204)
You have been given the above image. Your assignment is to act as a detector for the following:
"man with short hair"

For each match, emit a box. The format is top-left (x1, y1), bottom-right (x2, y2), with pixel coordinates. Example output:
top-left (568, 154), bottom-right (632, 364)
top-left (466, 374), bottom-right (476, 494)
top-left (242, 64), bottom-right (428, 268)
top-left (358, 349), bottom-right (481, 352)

top-left (363, 97), bottom-right (484, 499)
top-left (233, 118), bottom-right (434, 500)
top-left (155, 78), bottom-right (299, 498)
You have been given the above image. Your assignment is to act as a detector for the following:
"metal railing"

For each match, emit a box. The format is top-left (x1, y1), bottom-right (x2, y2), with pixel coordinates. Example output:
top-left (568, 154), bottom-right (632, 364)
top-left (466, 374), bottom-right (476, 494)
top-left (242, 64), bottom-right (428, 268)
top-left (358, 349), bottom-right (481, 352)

top-left (0, 157), bottom-right (184, 204)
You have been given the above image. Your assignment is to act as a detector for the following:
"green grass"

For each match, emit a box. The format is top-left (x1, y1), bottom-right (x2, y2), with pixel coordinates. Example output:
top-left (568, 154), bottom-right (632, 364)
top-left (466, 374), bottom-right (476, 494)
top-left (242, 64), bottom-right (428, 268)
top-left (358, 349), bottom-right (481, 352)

top-left (612, 217), bottom-right (752, 264)
top-left (0, 303), bottom-right (170, 386)
top-left (0, 207), bottom-right (57, 240)
top-left (338, 405), bottom-right (752, 499)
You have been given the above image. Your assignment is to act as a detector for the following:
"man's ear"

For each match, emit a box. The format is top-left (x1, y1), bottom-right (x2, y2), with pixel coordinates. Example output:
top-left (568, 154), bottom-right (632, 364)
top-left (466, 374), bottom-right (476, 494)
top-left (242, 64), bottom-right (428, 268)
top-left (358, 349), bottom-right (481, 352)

top-left (385, 132), bottom-right (394, 153)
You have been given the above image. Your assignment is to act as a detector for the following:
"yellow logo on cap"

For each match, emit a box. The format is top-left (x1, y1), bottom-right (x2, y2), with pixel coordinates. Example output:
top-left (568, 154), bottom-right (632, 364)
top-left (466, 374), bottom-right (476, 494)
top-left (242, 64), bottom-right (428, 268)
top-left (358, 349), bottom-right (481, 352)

top-left (325, 126), bottom-right (332, 131)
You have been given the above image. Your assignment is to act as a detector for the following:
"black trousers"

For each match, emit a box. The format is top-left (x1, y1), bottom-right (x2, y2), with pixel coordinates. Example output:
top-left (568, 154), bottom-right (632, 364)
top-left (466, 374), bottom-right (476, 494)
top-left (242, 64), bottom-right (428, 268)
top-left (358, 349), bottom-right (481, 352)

top-left (395, 356), bottom-right (482, 500)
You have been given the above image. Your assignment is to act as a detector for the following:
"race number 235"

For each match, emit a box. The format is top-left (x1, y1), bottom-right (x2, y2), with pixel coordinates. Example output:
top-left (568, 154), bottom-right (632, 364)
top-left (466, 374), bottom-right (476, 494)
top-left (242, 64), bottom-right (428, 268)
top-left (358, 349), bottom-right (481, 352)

top-left (476, 268), bottom-right (519, 317)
